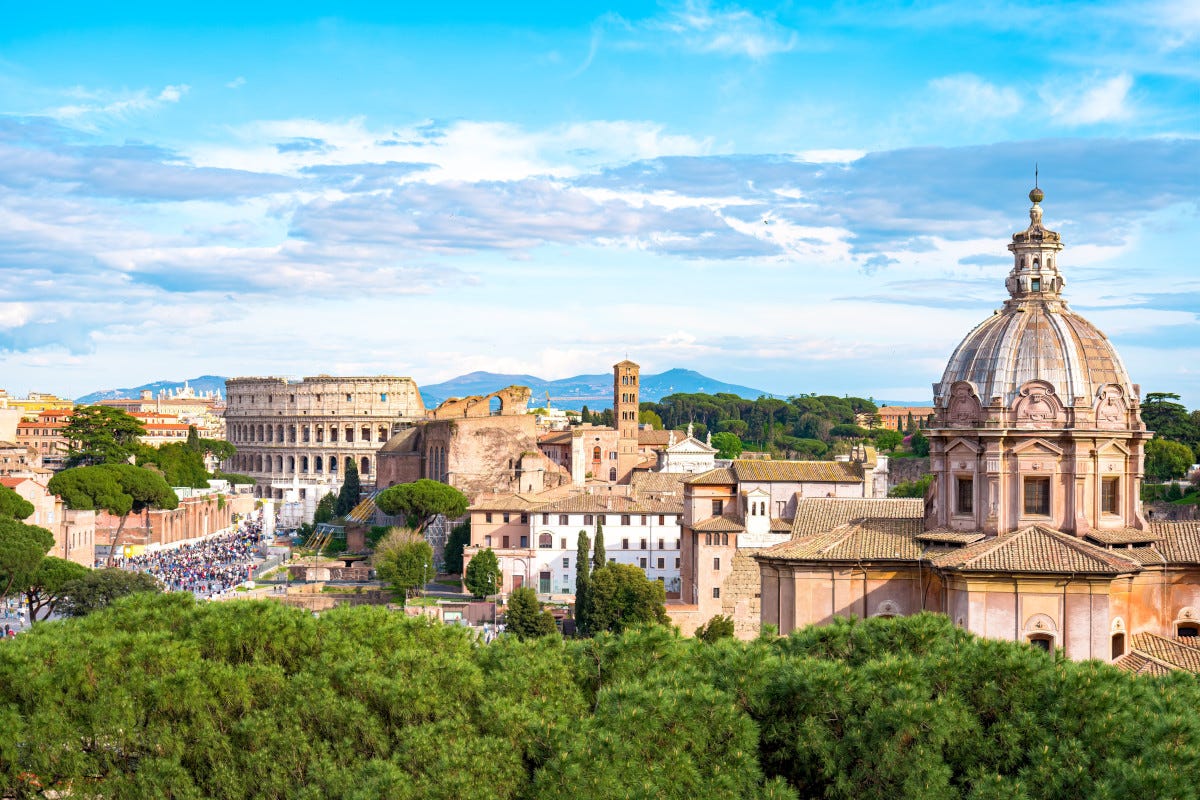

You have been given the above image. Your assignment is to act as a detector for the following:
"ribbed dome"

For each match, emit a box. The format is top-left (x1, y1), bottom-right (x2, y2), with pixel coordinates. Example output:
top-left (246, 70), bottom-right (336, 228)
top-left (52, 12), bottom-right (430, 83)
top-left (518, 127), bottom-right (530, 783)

top-left (936, 187), bottom-right (1135, 412)
top-left (940, 304), bottom-right (1133, 407)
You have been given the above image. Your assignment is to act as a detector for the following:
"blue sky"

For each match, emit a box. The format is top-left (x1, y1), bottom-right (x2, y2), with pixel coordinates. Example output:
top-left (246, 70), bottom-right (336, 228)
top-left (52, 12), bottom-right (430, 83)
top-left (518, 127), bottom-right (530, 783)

top-left (0, 1), bottom-right (1197, 405)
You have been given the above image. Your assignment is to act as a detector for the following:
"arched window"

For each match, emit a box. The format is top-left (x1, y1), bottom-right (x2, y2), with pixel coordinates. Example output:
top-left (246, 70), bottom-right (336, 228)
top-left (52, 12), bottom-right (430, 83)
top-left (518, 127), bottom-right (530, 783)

top-left (1178, 624), bottom-right (1199, 638)
top-left (1028, 634), bottom-right (1053, 652)
top-left (345, 456), bottom-right (353, 473)
top-left (378, 426), bottom-right (388, 442)
top-left (300, 456), bottom-right (309, 473)
top-left (593, 446), bottom-right (601, 461)
top-left (609, 467), bottom-right (617, 481)
top-left (287, 456), bottom-right (295, 473)
top-left (315, 456), bottom-right (323, 473)
top-left (361, 456), bottom-right (371, 475)
top-left (345, 426), bottom-right (354, 443)
top-left (276, 424), bottom-right (284, 442)
top-left (538, 533), bottom-right (552, 548)
top-left (329, 457), bottom-right (338, 474)
top-left (361, 426), bottom-right (371, 442)
top-left (288, 425), bottom-right (296, 443)
top-left (256, 455), bottom-right (263, 471)
top-left (275, 455), bottom-right (283, 472)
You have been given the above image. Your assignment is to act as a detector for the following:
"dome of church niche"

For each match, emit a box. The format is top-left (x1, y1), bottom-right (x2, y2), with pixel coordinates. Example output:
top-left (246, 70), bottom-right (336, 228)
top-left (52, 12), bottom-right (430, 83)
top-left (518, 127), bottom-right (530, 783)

top-left (936, 188), bottom-right (1137, 429)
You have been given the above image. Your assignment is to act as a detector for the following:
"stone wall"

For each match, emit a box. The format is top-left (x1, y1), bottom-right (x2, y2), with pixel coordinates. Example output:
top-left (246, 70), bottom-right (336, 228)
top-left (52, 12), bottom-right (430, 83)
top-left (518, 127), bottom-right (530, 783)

top-left (888, 456), bottom-right (930, 488)
top-left (721, 550), bottom-right (764, 639)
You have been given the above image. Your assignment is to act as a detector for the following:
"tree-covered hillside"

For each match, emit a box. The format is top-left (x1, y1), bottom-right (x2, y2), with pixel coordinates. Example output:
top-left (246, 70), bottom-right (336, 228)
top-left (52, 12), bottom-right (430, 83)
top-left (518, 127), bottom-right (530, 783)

top-left (1, 596), bottom-right (1198, 799)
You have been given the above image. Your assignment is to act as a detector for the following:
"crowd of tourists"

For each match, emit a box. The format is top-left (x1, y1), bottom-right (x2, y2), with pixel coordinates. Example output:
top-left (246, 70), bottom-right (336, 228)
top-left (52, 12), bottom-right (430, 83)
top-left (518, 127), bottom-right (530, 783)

top-left (110, 521), bottom-right (265, 597)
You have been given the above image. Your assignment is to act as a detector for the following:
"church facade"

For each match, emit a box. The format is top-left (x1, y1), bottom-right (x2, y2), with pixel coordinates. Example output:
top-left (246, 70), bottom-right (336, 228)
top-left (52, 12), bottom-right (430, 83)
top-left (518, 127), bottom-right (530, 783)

top-left (755, 187), bottom-right (1200, 668)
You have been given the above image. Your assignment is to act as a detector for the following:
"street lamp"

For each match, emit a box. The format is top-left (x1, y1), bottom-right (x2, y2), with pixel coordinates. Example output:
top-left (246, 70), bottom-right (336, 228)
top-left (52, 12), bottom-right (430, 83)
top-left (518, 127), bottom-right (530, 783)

top-left (422, 561), bottom-right (430, 598)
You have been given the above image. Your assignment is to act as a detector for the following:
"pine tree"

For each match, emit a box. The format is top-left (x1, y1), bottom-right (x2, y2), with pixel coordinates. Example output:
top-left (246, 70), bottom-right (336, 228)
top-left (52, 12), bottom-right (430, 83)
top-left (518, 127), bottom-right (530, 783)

top-left (336, 460), bottom-right (361, 517)
top-left (592, 521), bottom-right (606, 572)
top-left (574, 529), bottom-right (591, 636)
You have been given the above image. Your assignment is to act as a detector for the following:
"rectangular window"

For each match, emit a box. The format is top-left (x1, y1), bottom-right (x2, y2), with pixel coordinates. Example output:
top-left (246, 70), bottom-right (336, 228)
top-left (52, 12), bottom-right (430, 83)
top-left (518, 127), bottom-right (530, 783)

top-left (1102, 477), bottom-right (1120, 515)
top-left (639, 557), bottom-right (647, 568)
top-left (641, 515), bottom-right (647, 525)
top-left (520, 535), bottom-right (529, 548)
top-left (597, 515), bottom-right (606, 525)
top-left (712, 499), bottom-right (724, 515)
top-left (1024, 477), bottom-right (1051, 516)
top-left (485, 535), bottom-right (492, 546)
top-left (543, 514), bottom-right (549, 524)
top-left (657, 557), bottom-right (665, 569)
top-left (563, 557), bottom-right (569, 568)
top-left (659, 515), bottom-right (665, 525)
top-left (956, 477), bottom-right (974, 514)
top-left (502, 513), bottom-right (510, 523)
top-left (675, 558), bottom-right (680, 568)
top-left (502, 536), bottom-right (510, 548)
top-left (658, 539), bottom-right (665, 549)
top-left (560, 538), bottom-right (567, 549)
top-left (621, 538), bottom-right (629, 550)
top-left (485, 513), bottom-right (493, 523)
top-left (559, 515), bottom-right (568, 525)
top-left (713, 557), bottom-right (721, 570)
top-left (584, 514), bottom-right (593, 525)
top-left (640, 539), bottom-right (647, 549)
top-left (621, 515), bottom-right (631, 525)
top-left (712, 588), bottom-right (720, 599)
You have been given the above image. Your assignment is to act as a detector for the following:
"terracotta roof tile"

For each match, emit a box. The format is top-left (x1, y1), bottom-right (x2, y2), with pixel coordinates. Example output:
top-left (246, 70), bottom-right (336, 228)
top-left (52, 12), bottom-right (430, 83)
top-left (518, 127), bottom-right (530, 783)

top-left (684, 467), bottom-right (736, 485)
top-left (758, 517), bottom-right (928, 561)
top-left (931, 525), bottom-right (1140, 575)
top-left (531, 494), bottom-right (682, 515)
top-left (791, 497), bottom-right (924, 537)
top-left (637, 429), bottom-right (687, 446)
top-left (770, 517), bottom-right (792, 533)
top-left (1083, 527), bottom-right (1161, 545)
top-left (1148, 521), bottom-right (1200, 564)
top-left (916, 530), bottom-right (987, 545)
top-left (693, 514), bottom-right (745, 533)
top-left (1113, 652), bottom-right (1173, 676)
top-left (1125, 632), bottom-right (1200, 674)
top-left (732, 459), bottom-right (862, 484)
top-left (629, 472), bottom-right (687, 496)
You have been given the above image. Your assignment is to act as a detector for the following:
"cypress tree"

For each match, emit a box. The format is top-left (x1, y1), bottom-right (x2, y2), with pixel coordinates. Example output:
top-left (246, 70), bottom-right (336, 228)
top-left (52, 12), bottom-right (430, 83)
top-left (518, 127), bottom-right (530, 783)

top-left (185, 425), bottom-right (202, 452)
top-left (592, 521), bottom-right (606, 571)
top-left (336, 460), bottom-right (361, 517)
top-left (574, 529), bottom-right (591, 636)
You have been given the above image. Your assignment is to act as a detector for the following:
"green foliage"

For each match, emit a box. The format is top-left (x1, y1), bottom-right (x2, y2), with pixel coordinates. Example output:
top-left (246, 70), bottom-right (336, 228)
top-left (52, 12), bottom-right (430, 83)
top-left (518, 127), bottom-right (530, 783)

top-left (644, 392), bottom-right (876, 454)
top-left (1146, 438), bottom-right (1195, 481)
top-left (0, 484), bottom-right (35, 521)
top-left (57, 568), bottom-right (160, 617)
top-left (366, 525), bottom-right (392, 547)
top-left (6, 603), bottom-right (1200, 798)
top-left (695, 614), bottom-right (737, 643)
top-left (443, 521), bottom-right (471, 575)
top-left (591, 522), bottom-right (606, 572)
top-left (575, 530), bottom-right (592, 636)
top-left (213, 470), bottom-right (256, 485)
top-left (376, 479), bottom-right (469, 528)
top-left (336, 459), bottom-right (361, 517)
top-left (138, 441), bottom-right (210, 488)
top-left (712, 431), bottom-right (744, 459)
top-left (587, 563), bottom-right (669, 634)
top-left (1143, 392), bottom-right (1200, 448)
top-left (890, 473), bottom-right (934, 498)
top-left (465, 547), bottom-right (500, 598)
top-left (872, 428), bottom-right (904, 452)
top-left (23, 556), bottom-right (89, 622)
top-left (0, 518), bottom-right (55, 597)
top-left (505, 586), bottom-right (558, 640)
top-left (1166, 482), bottom-right (1185, 501)
top-left (61, 405), bottom-right (146, 467)
top-left (314, 492), bottom-right (337, 525)
top-left (202, 438), bottom-right (236, 462)
top-left (50, 464), bottom-right (179, 516)
top-left (778, 436), bottom-right (828, 458)
top-left (910, 428), bottom-right (931, 457)
top-left (830, 423), bottom-right (870, 438)
top-left (373, 530), bottom-right (434, 602)
top-left (185, 425), bottom-right (201, 451)
top-left (638, 409), bottom-right (664, 430)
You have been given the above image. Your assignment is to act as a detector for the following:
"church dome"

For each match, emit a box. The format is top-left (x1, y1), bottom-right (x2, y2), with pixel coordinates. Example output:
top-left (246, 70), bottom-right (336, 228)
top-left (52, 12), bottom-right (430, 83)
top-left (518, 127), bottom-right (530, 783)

top-left (935, 188), bottom-right (1136, 421)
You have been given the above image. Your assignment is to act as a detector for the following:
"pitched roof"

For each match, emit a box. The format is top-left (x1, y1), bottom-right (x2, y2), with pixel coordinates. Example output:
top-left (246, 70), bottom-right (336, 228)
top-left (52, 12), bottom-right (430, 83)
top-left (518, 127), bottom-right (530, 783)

top-left (791, 497), bottom-right (924, 537)
top-left (531, 493), bottom-right (682, 515)
top-left (684, 467), bottom-right (736, 485)
top-left (731, 459), bottom-right (863, 484)
top-left (770, 517), bottom-right (792, 533)
top-left (629, 471), bottom-right (687, 497)
top-left (1116, 632), bottom-right (1200, 675)
top-left (538, 431), bottom-right (573, 445)
top-left (916, 530), bottom-right (987, 545)
top-left (469, 494), bottom-right (543, 512)
top-left (0, 476), bottom-right (31, 488)
top-left (638, 429), bottom-right (687, 446)
top-left (757, 517), bottom-right (927, 561)
top-left (1083, 527), bottom-right (1161, 546)
top-left (931, 525), bottom-right (1141, 575)
top-left (693, 514), bottom-right (745, 533)
top-left (1147, 521), bottom-right (1200, 565)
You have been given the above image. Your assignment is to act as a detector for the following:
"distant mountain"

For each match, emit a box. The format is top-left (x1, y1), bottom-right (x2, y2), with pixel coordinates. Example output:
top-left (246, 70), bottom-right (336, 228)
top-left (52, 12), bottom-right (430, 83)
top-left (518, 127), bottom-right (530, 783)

top-left (421, 368), bottom-right (774, 410)
top-left (74, 369), bottom-right (774, 410)
top-left (75, 375), bottom-right (228, 405)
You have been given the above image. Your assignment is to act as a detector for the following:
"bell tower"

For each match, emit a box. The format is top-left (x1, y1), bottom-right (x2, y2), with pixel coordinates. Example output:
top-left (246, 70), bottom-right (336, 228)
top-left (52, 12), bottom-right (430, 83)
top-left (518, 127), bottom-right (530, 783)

top-left (614, 360), bottom-right (640, 483)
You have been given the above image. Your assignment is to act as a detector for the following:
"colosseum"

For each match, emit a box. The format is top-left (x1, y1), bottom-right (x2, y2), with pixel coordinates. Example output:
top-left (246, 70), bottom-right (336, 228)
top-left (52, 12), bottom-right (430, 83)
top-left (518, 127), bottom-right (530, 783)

top-left (224, 376), bottom-right (426, 501)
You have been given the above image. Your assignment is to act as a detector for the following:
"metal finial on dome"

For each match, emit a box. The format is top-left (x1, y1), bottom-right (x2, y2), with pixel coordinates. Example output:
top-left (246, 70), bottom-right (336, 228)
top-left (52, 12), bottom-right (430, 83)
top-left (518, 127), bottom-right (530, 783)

top-left (1029, 164), bottom-right (1043, 203)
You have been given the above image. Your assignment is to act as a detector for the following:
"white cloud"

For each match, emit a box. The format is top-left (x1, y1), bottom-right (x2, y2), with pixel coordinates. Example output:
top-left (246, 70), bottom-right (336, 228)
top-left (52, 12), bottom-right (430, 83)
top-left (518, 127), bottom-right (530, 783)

top-left (929, 74), bottom-right (1022, 119)
top-left (0, 303), bottom-right (31, 329)
top-left (623, 0), bottom-right (797, 59)
top-left (226, 76), bottom-right (247, 89)
top-left (47, 83), bottom-right (189, 126)
top-left (1042, 73), bottom-right (1134, 126)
